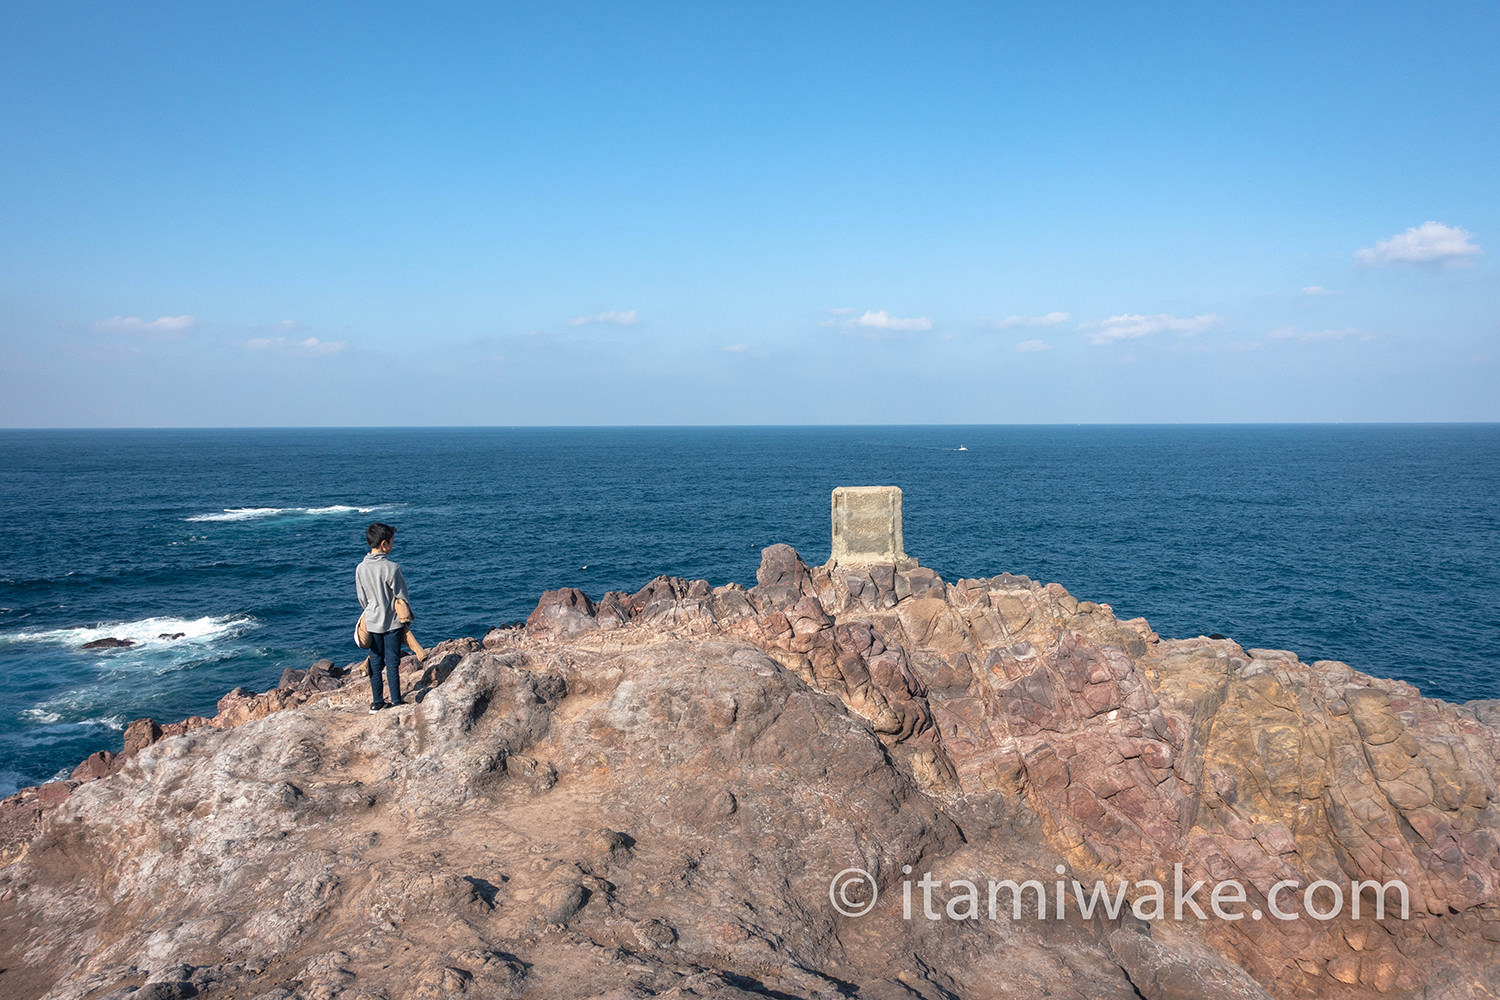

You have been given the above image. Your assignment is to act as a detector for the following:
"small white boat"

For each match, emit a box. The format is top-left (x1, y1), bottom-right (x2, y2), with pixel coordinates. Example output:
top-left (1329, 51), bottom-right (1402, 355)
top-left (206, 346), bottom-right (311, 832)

top-left (957, 445), bottom-right (968, 451)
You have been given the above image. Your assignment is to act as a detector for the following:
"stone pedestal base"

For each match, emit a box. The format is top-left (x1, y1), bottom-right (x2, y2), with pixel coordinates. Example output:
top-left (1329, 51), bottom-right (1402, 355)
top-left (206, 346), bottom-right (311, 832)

top-left (828, 485), bottom-right (916, 570)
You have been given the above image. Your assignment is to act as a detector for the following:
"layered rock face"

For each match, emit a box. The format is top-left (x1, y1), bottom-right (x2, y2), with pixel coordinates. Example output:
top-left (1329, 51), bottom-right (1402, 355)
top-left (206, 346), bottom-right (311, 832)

top-left (3, 545), bottom-right (1499, 999)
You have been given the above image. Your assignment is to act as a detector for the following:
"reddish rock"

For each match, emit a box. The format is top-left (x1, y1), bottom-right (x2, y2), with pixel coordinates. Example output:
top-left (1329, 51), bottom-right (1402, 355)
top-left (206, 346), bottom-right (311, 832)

top-left (69, 751), bottom-right (117, 783)
top-left (6, 543), bottom-right (1500, 998)
top-left (524, 587), bottom-right (599, 636)
top-left (748, 542), bottom-right (815, 611)
top-left (593, 591), bottom-right (630, 628)
top-left (160, 717), bottom-right (213, 740)
top-left (121, 718), bottom-right (163, 755)
top-left (36, 782), bottom-right (74, 808)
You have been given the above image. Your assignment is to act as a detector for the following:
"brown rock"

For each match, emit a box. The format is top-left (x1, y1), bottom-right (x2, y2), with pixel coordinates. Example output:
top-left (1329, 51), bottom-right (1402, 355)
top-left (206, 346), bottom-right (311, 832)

top-left (749, 542), bottom-right (815, 611)
top-left (36, 782), bottom-right (74, 808)
top-left (7, 542), bottom-right (1500, 999)
top-left (121, 718), bottom-right (163, 755)
top-left (69, 751), bottom-right (117, 783)
top-left (524, 587), bottom-right (599, 636)
top-left (482, 624), bottom-right (519, 647)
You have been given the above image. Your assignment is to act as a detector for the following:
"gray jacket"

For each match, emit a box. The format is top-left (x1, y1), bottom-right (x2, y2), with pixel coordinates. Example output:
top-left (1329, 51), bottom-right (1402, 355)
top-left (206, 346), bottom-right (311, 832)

top-left (356, 551), bottom-right (410, 633)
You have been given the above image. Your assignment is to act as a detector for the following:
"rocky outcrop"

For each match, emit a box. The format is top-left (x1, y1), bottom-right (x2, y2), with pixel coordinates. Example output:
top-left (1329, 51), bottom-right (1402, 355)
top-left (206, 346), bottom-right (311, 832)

top-left (79, 637), bottom-right (135, 650)
top-left (3, 546), bottom-right (1499, 999)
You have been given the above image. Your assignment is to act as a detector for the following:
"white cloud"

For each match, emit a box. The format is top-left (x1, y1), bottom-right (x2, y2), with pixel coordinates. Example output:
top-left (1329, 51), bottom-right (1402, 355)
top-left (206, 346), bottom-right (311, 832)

top-left (244, 336), bottom-right (346, 356)
top-left (988, 311), bottom-right (1070, 329)
top-left (856, 310), bottom-right (932, 332)
top-left (1300, 285), bottom-right (1338, 296)
top-left (1084, 313), bottom-right (1221, 345)
top-left (1015, 339), bottom-right (1052, 352)
top-left (568, 309), bottom-right (639, 327)
top-left (820, 307), bottom-right (933, 336)
top-left (722, 343), bottom-right (750, 353)
top-left (91, 315), bottom-right (198, 335)
top-left (1356, 221), bottom-right (1481, 267)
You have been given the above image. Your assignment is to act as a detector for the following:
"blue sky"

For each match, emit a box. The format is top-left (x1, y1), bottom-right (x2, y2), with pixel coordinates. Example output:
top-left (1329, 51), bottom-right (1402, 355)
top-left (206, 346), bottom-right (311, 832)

top-left (2, 1), bottom-right (1495, 426)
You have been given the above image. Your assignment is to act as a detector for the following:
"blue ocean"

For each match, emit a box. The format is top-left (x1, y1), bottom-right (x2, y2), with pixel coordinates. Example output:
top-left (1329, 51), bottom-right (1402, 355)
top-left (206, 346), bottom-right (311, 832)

top-left (2, 425), bottom-right (1498, 796)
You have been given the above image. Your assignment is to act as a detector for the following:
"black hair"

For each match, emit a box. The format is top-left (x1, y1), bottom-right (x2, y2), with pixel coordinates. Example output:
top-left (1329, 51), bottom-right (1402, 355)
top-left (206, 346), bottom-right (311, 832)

top-left (366, 522), bottom-right (396, 550)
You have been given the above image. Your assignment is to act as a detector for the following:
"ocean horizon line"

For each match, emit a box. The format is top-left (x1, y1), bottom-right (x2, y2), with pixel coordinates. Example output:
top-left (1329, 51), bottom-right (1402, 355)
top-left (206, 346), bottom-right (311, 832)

top-left (2, 420), bottom-right (1498, 434)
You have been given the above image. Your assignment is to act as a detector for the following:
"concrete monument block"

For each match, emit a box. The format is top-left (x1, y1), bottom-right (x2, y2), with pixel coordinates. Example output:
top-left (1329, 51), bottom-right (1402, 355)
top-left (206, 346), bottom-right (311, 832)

top-left (829, 486), bottom-right (916, 569)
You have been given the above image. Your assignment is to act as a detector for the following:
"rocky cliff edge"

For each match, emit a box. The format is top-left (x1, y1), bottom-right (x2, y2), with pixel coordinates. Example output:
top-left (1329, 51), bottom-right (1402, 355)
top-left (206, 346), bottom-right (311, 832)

top-left (2, 544), bottom-right (1499, 1000)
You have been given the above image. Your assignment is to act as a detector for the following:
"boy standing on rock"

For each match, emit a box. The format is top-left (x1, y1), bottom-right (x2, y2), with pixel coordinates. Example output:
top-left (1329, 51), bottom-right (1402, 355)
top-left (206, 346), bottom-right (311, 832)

top-left (356, 522), bottom-right (410, 713)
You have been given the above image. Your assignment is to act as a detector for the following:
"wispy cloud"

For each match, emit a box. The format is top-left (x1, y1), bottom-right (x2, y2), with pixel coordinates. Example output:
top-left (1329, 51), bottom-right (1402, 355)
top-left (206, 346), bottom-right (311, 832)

top-left (1356, 221), bottom-right (1481, 267)
top-left (722, 343), bottom-right (750, 353)
top-left (91, 315), bottom-right (198, 335)
top-left (987, 311), bottom-right (1070, 330)
top-left (820, 307), bottom-right (934, 336)
top-left (568, 309), bottom-right (639, 327)
top-left (817, 307), bottom-right (855, 329)
top-left (1015, 339), bottom-right (1052, 353)
top-left (1268, 326), bottom-right (1368, 343)
top-left (244, 336), bottom-right (347, 356)
top-left (1301, 285), bottom-right (1339, 296)
top-left (856, 310), bottom-right (932, 332)
top-left (1083, 313), bottom-right (1221, 345)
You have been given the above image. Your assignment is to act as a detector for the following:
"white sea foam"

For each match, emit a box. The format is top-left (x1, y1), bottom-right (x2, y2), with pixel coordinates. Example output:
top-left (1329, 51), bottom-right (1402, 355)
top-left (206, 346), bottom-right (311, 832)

top-left (15, 704), bottom-right (124, 732)
top-left (185, 504), bottom-right (387, 523)
top-left (8, 614), bottom-right (257, 649)
top-left (186, 507), bottom-right (284, 523)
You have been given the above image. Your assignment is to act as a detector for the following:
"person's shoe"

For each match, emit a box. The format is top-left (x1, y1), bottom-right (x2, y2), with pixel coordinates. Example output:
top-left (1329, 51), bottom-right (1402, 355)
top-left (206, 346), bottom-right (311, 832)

top-left (369, 702), bottom-right (387, 714)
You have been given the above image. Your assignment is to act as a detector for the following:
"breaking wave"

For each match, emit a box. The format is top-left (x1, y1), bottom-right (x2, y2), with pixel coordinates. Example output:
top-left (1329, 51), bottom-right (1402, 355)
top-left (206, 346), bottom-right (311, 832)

top-left (185, 505), bottom-right (387, 523)
top-left (6, 614), bottom-right (257, 650)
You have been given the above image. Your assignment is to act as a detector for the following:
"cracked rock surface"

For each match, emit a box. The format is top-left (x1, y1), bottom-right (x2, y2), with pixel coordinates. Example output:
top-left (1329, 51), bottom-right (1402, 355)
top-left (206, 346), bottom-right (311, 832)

top-left (3, 544), bottom-right (1499, 999)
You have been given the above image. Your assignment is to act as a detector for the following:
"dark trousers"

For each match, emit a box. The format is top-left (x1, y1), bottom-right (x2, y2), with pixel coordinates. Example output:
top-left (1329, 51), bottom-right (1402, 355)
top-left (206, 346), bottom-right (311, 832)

top-left (368, 629), bottom-right (404, 705)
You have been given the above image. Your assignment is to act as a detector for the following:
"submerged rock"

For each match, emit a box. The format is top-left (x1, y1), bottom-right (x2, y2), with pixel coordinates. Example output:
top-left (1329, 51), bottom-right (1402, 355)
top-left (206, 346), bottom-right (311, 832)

top-left (79, 636), bottom-right (135, 650)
